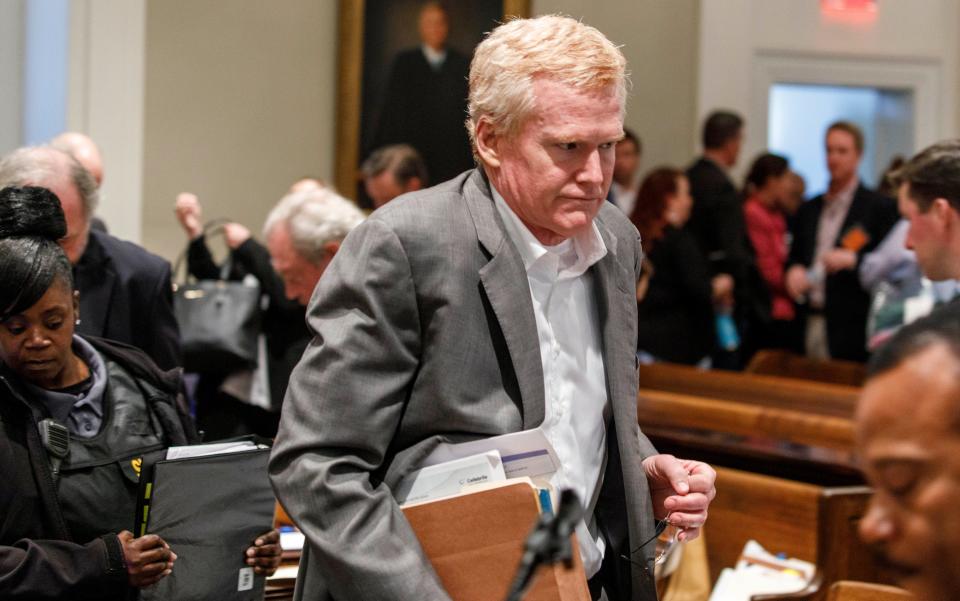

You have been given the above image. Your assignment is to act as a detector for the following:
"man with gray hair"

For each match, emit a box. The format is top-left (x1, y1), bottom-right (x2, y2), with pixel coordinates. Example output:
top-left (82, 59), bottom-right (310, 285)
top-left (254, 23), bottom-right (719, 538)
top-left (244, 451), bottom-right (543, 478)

top-left (361, 144), bottom-right (428, 208)
top-left (263, 186), bottom-right (364, 306)
top-left (271, 15), bottom-right (715, 601)
top-left (0, 146), bottom-right (180, 369)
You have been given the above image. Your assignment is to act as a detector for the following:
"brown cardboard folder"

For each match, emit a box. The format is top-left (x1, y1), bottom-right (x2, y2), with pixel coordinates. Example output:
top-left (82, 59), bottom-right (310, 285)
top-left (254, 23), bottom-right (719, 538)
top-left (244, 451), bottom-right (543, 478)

top-left (401, 480), bottom-right (591, 601)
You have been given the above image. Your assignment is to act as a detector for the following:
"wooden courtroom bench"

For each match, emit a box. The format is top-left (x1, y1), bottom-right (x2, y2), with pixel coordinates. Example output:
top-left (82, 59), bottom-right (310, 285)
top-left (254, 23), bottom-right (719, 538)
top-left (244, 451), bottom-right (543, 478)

top-left (638, 363), bottom-right (860, 419)
top-left (637, 387), bottom-right (861, 486)
top-left (746, 349), bottom-right (866, 387)
top-left (635, 387), bottom-right (894, 599)
top-left (706, 467), bottom-right (888, 601)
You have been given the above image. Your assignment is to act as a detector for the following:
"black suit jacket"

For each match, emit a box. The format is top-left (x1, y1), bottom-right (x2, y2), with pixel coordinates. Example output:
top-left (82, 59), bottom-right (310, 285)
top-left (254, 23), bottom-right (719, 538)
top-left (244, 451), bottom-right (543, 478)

top-left (787, 184), bottom-right (899, 361)
top-left (638, 226), bottom-right (715, 364)
top-left (685, 157), bottom-right (770, 344)
top-left (73, 230), bottom-right (181, 370)
top-left (186, 236), bottom-right (309, 409)
top-left (372, 47), bottom-right (473, 183)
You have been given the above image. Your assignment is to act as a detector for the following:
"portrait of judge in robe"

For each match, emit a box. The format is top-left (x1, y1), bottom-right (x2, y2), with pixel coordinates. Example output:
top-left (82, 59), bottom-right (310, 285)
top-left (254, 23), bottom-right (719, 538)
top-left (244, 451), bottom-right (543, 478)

top-left (362, 1), bottom-right (503, 191)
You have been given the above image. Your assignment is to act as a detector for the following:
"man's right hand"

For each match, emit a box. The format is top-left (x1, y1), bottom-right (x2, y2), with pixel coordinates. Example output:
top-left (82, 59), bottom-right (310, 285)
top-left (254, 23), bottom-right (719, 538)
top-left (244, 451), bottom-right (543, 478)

top-left (174, 193), bottom-right (204, 240)
top-left (785, 264), bottom-right (811, 300)
top-left (117, 530), bottom-right (176, 588)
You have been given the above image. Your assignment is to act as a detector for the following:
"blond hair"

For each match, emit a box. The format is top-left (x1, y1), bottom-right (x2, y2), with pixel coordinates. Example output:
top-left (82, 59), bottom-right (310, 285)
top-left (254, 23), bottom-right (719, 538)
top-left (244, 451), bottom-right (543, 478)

top-left (466, 15), bottom-right (627, 157)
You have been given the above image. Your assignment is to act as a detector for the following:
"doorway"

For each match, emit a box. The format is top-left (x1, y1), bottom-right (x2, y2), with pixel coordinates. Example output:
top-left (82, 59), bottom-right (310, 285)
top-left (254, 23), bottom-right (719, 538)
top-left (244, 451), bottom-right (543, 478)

top-left (767, 83), bottom-right (913, 195)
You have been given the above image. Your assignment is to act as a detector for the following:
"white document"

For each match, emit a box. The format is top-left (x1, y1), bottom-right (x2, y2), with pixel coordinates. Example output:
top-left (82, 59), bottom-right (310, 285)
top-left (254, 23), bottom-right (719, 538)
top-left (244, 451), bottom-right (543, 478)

top-left (164, 440), bottom-right (266, 460)
top-left (708, 540), bottom-right (815, 601)
top-left (396, 450), bottom-right (505, 506)
top-left (279, 530), bottom-right (305, 552)
top-left (420, 429), bottom-right (561, 481)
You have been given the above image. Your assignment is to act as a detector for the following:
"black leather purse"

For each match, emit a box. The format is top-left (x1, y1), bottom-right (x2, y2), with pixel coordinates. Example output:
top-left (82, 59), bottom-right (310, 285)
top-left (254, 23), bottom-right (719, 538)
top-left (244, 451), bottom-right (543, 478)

top-left (172, 221), bottom-right (261, 373)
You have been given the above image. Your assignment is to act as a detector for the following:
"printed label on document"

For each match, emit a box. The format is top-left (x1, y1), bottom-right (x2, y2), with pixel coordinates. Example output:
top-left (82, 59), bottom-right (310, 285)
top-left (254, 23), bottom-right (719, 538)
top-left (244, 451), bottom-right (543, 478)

top-left (238, 567), bottom-right (254, 592)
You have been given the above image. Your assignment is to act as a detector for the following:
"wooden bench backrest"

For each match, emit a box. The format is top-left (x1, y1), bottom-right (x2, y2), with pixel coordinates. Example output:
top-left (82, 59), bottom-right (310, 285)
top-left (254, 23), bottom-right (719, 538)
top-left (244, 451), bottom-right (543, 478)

top-left (639, 363), bottom-right (860, 418)
top-left (637, 389), bottom-right (856, 451)
top-left (747, 350), bottom-right (866, 387)
top-left (826, 581), bottom-right (914, 601)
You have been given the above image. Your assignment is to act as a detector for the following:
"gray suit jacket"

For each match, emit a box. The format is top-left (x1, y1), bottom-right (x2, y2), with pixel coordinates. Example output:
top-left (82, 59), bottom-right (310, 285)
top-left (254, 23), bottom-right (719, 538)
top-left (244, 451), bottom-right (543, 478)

top-left (269, 169), bottom-right (659, 600)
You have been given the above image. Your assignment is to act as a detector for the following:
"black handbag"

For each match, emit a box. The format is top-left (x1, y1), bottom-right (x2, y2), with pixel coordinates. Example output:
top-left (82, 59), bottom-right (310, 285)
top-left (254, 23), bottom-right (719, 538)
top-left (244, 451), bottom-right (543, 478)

top-left (172, 221), bottom-right (262, 373)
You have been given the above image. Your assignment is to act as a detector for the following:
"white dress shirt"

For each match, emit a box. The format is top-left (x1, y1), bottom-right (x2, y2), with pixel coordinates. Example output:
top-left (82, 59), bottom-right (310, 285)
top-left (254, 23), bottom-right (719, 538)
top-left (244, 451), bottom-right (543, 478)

top-left (811, 177), bottom-right (858, 308)
top-left (492, 185), bottom-right (611, 578)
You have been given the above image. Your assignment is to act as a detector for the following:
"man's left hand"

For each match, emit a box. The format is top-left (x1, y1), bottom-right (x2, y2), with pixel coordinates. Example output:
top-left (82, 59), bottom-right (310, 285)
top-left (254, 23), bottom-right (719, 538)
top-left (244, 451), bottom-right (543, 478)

top-left (245, 529), bottom-right (282, 576)
top-left (642, 454), bottom-right (717, 542)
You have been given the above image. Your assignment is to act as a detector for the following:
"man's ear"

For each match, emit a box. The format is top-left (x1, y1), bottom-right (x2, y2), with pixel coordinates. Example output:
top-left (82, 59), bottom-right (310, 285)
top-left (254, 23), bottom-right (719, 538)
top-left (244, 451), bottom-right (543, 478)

top-left (323, 240), bottom-right (341, 257)
top-left (474, 118), bottom-right (501, 169)
top-left (73, 290), bottom-right (81, 323)
top-left (405, 177), bottom-right (423, 193)
top-left (934, 197), bottom-right (958, 229)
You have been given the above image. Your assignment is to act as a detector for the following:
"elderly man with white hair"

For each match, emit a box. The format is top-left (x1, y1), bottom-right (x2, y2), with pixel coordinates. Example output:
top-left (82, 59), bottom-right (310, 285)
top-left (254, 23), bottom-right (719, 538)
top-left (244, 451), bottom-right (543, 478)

top-left (262, 186), bottom-right (365, 306)
top-left (270, 15), bottom-right (716, 601)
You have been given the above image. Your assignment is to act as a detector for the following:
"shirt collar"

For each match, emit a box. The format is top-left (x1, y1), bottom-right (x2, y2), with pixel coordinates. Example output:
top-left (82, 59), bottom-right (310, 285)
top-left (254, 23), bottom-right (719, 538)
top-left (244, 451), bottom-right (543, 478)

top-left (421, 45), bottom-right (447, 69)
top-left (490, 183), bottom-right (607, 279)
top-left (827, 177), bottom-right (859, 206)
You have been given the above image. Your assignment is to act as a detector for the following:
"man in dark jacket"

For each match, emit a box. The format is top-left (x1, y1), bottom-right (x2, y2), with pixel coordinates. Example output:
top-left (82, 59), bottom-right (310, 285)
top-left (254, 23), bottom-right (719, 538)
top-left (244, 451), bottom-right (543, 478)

top-left (0, 146), bottom-right (181, 370)
top-left (686, 110), bottom-right (767, 366)
top-left (786, 121), bottom-right (899, 362)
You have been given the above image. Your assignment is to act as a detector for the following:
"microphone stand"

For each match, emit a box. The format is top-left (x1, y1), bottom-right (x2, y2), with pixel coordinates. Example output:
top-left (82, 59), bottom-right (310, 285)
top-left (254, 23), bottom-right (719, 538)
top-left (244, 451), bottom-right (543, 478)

top-left (504, 489), bottom-right (583, 601)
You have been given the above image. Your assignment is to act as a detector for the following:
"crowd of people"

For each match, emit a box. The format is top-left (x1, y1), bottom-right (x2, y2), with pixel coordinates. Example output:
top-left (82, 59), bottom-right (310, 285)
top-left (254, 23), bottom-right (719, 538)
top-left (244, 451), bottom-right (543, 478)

top-left (623, 112), bottom-right (946, 370)
top-left (3, 7), bottom-right (960, 601)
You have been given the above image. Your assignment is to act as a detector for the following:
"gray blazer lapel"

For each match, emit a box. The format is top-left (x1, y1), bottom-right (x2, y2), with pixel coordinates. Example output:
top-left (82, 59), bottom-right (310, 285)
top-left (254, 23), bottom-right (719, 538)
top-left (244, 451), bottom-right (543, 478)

top-left (593, 217), bottom-right (658, 571)
top-left (464, 170), bottom-right (545, 428)
top-left (592, 218), bottom-right (635, 429)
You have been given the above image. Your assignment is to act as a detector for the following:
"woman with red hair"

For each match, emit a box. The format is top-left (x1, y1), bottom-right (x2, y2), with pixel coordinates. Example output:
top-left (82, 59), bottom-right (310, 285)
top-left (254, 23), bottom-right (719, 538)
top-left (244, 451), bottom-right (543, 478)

top-left (630, 168), bottom-right (717, 365)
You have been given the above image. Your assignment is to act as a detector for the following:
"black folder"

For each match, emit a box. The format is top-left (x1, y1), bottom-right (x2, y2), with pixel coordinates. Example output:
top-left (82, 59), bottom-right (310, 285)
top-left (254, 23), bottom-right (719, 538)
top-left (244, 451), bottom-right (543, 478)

top-left (136, 443), bottom-right (275, 601)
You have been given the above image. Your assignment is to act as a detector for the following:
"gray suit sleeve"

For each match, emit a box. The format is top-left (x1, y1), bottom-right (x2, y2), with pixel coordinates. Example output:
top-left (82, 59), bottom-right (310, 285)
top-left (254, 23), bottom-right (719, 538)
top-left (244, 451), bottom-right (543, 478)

top-left (269, 219), bottom-right (452, 600)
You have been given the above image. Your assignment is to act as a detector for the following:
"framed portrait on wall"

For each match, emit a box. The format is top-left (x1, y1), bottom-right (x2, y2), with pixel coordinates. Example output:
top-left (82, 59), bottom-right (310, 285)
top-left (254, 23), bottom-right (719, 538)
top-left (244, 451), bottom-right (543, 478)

top-left (335, 0), bottom-right (531, 204)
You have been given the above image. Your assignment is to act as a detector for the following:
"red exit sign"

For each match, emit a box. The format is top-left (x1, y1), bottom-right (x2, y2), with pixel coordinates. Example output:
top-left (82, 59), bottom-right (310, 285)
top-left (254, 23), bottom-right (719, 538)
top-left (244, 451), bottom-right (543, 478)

top-left (821, 0), bottom-right (878, 23)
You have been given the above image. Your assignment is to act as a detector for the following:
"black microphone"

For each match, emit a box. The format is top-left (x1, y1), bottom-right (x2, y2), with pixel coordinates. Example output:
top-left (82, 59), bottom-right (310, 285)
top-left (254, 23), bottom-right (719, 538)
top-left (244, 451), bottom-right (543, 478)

top-left (504, 489), bottom-right (583, 601)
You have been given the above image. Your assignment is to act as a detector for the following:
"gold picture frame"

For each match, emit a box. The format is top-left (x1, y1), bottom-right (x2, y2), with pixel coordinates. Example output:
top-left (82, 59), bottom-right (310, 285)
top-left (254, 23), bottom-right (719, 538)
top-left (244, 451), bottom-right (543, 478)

top-left (334, 0), bottom-right (531, 195)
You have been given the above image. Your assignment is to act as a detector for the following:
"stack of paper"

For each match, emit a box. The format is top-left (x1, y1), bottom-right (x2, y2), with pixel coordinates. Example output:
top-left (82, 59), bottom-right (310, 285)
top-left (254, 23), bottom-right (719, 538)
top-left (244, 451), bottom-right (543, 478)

top-left (709, 540), bottom-right (816, 601)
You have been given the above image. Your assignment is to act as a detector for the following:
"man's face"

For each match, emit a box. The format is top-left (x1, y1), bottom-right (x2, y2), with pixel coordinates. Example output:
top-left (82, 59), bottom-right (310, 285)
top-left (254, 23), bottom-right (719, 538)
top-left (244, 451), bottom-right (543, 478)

top-left (266, 222), bottom-right (327, 306)
top-left (725, 129), bottom-right (744, 168)
top-left (826, 129), bottom-right (861, 185)
top-left (365, 170), bottom-right (406, 208)
top-left (613, 138), bottom-right (640, 187)
top-left (898, 183), bottom-right (955, 281)
top-left (490, 78), bottom-right (622, 245)
top-left (418, 6), bottom-right (449, 51)
top-left (857, 344), bottom-right (960, 601)
top-left (36, 172), bottom-right (89, 265)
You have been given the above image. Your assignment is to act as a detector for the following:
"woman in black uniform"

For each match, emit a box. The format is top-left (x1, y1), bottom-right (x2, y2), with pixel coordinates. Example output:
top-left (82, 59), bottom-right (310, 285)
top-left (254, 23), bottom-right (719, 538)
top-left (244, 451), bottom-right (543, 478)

top-left (0, 186), bottom-right (280, 600)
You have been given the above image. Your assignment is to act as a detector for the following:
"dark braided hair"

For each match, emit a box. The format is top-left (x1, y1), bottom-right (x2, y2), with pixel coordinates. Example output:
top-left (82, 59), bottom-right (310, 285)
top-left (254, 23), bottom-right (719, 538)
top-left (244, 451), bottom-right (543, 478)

top-left (0, 186), bottom-right (73, 322)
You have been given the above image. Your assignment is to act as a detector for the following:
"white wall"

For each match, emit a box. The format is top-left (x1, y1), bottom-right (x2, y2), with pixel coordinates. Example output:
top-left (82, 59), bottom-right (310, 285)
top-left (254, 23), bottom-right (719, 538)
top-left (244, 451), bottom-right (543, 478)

top-left (140, 0), bottom-right (337, 263)
top-left (533, 0), bottom-right (701, 174)
top-left (67, 0), bottom-right (146, 244)
top-left (0, 0), bottom-right (24, 155)
top-left (698, 0), bottom-right (960, 183)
